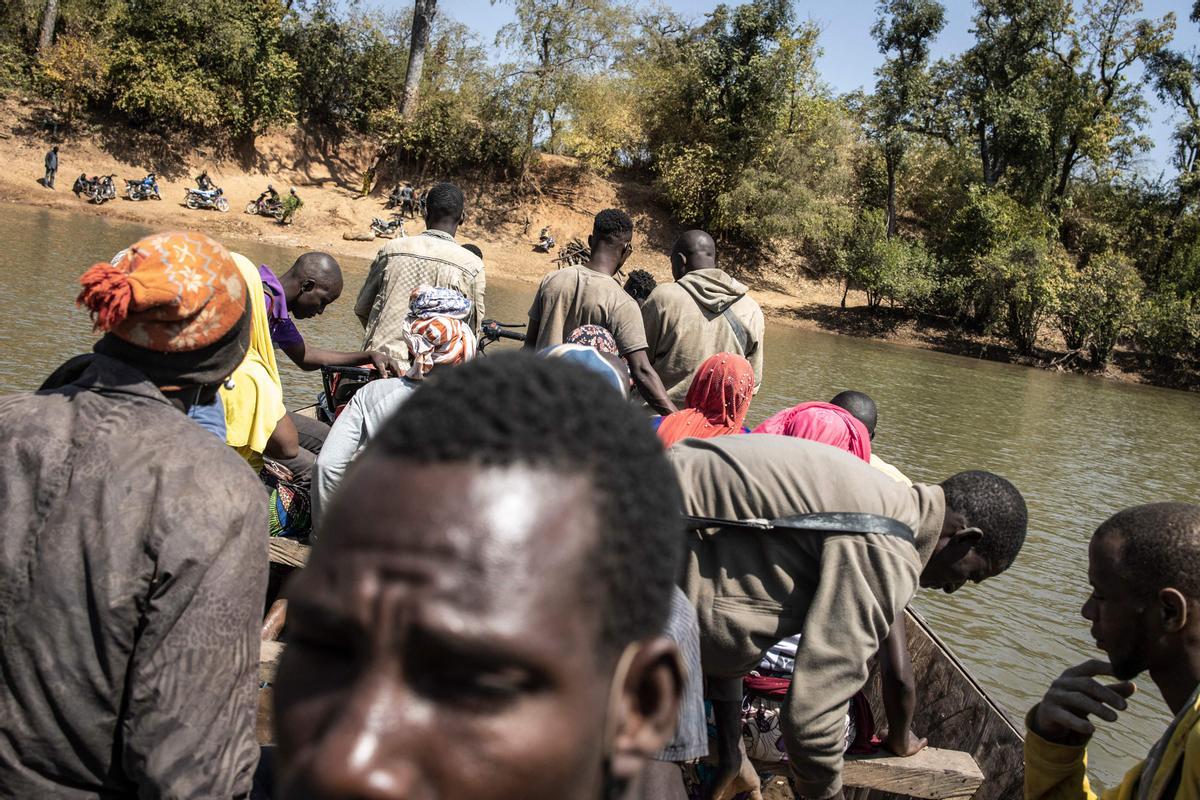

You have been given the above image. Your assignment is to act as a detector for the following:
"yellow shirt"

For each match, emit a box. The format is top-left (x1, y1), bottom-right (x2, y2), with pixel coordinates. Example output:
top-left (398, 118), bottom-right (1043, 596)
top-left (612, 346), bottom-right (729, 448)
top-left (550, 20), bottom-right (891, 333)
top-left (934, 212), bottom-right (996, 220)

top-left (1025, 697), bottom-right (1200, 800)
top-left (221, 253), bottom-right (286, 471)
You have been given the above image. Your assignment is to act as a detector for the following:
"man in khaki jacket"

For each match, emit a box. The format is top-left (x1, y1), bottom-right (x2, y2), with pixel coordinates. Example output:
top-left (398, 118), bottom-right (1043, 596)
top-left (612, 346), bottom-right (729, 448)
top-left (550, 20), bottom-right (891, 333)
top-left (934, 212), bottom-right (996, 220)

top-left (642, 230), bottom-right (764, 404)
top-left (355, 182), bottom-right (485, 370)
top-left (669, 434), bottom-right (1027, 800)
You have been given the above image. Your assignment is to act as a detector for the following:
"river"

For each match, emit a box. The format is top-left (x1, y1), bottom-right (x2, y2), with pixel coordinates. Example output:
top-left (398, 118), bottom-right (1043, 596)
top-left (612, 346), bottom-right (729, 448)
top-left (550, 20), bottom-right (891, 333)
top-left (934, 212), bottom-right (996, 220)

top-left (3, 204), bottom-right (1199, 787)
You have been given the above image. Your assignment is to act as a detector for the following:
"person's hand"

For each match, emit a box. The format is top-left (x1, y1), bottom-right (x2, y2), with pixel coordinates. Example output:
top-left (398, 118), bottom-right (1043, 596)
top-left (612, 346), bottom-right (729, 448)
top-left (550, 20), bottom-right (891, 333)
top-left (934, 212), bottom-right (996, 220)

top-left (1032, 659), bottom-right (1136, 745)
top-left (883, 728), bottom-right (928, 757)
top-left (710, 746), bottom-right (763, 800)
top-left (366, 350), bottom-right (402, 378)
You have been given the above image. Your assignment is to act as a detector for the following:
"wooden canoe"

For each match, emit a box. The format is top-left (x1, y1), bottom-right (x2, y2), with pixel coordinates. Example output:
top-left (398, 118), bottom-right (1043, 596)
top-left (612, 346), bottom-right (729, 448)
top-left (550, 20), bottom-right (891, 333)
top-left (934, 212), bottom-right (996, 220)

top-left (851, 607), bottom-right (1024, 800)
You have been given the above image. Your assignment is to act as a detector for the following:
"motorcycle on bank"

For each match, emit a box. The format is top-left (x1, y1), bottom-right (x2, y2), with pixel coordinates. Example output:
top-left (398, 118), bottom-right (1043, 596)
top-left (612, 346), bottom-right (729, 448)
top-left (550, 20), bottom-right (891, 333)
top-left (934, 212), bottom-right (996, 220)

top-left (124, 173), bottom-right (161, 201)
top-left (246, 194), bottom-right (283, 220)
top-left (88, 175), bottom-right (117, 205)
top-left (185, 186), bottom-right (229, 212)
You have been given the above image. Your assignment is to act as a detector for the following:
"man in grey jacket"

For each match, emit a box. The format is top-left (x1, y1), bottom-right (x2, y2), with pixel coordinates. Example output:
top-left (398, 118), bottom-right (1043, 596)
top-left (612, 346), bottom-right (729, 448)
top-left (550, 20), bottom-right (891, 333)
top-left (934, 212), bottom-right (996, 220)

top-left (670, 434), bottom-right (1027, 800)
top-left (642, 230), bottom-right (764, 404)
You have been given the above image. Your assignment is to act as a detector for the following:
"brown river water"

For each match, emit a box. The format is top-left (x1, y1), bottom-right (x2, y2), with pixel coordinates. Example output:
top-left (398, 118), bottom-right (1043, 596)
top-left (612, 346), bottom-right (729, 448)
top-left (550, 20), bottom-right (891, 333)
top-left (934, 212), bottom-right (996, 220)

top-left (3, 204), bottom-right (1200, 787)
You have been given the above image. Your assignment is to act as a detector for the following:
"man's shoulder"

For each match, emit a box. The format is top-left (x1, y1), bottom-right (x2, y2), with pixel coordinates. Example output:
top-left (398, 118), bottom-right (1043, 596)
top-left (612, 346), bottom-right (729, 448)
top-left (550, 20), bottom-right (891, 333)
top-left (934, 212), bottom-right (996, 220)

top-left (377, 233), bottom-right (483, 275)
top-left (646, 282), bottom-right (691, 308)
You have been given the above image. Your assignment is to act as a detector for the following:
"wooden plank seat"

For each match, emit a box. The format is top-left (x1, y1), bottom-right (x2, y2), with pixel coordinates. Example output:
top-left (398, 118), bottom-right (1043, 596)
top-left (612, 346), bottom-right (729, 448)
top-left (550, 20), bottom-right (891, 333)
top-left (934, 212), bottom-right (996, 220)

top-left (754, 749), bottom-right (984, 800)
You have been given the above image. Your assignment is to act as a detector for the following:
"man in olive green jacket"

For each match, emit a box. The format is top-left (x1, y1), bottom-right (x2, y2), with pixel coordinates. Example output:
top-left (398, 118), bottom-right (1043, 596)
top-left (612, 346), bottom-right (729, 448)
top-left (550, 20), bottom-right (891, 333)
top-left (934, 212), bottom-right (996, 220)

top-left (641, 230), bottom-right (764, 405)
top-left (669, 435), bottom-right (1028, 800)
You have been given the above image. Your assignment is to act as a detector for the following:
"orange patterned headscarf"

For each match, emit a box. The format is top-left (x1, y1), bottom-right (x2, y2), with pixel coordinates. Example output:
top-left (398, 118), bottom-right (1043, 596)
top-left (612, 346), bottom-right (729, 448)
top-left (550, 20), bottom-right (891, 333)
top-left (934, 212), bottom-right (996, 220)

top-left (656, 353), bottom-right (755, 447)
top-left (77, 231), bottom-right (247, 353)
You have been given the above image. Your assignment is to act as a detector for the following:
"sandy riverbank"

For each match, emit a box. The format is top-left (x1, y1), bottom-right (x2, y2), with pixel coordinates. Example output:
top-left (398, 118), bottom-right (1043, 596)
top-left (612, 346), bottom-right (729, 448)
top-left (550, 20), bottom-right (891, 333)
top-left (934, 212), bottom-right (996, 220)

top-left (1, 100), bottom-right (1189, 392)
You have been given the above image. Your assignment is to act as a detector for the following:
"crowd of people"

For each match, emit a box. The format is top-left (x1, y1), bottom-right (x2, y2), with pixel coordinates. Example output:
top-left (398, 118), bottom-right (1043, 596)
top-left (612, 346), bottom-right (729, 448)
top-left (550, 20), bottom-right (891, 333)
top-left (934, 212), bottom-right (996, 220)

top-left (0, 178), bottom-right (1197, 800)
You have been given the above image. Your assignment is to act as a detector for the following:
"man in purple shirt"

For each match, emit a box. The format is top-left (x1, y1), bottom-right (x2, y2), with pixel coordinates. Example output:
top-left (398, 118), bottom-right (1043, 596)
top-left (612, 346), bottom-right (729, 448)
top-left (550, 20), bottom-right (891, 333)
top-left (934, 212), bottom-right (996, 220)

top-left (259, 252), bottom-right (400, 376)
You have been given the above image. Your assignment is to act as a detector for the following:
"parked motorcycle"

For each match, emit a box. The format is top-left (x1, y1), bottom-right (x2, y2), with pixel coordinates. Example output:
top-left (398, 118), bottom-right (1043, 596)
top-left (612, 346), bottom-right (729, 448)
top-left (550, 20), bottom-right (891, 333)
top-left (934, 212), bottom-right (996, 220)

top-left (87, 175), bottom-right (117, 205)
top-left (370, 216), bottom-right (405, 239)
top-left (185, 187), bottom-right (229, 212)
top-left (124, 173), bottom-right (161, 201)
top-left (245, 196), bottom-right (283, 220)
top-left (534, 226), bottom-right (556, 253)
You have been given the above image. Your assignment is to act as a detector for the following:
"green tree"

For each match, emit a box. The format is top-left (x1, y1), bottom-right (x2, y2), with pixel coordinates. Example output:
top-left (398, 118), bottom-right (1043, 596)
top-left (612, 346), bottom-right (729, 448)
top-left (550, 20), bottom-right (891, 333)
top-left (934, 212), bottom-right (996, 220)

top-left (107, 0), bottom-right (297, 139)
top-left (495, 0), bottom-right (617, 181)
top-left (973, 236), bottom-right (1068, 354)
top-left (38, 30), bottom-right (107, 119)
top-left (869, 0), bottom-right (945, 236)
top-left (1057, 250), bottom-right (1144, 368)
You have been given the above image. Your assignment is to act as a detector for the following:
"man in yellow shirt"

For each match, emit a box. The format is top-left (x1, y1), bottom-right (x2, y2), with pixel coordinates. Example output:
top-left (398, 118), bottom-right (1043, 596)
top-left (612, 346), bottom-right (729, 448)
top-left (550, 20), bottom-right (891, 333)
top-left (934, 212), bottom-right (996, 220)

top-left (1026, 503), bottom-right (1200, 799)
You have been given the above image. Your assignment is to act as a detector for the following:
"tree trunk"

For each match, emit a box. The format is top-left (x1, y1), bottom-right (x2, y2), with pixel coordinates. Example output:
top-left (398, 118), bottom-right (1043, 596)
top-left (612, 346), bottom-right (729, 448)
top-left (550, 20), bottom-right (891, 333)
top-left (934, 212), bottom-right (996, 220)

top-left (37, 0), bottom-right (59, 56)
top-left (885, 152), bottom-right (898, 238)
top-left (398, 0), bottom-right (437, 118)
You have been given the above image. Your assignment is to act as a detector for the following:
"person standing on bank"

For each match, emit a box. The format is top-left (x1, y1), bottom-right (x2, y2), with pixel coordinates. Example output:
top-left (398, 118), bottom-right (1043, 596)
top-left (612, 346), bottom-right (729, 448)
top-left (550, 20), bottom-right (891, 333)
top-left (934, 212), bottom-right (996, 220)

top-left (641, 229), bottom-right (764, 406)
top-left (524, 208), bottom-right (677, 415)
top-left (1026, 503), bottom-right (1200, 799)
top-left (356, 182), bottom-right (486, 371)
top-left (43, 145), bottom-right (58, 189)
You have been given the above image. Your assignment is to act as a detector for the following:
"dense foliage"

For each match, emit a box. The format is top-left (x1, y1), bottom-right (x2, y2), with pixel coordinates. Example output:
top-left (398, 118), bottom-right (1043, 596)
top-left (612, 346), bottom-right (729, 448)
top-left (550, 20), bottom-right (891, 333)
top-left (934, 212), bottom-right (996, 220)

top-left (2, 0), bottom-right (1198, 372)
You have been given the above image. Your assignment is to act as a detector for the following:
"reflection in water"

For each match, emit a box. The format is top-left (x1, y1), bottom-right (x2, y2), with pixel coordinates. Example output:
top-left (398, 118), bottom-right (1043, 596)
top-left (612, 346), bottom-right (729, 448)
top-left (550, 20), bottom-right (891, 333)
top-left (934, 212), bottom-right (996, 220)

top-left (3, 204), bottom-right (1200, 786)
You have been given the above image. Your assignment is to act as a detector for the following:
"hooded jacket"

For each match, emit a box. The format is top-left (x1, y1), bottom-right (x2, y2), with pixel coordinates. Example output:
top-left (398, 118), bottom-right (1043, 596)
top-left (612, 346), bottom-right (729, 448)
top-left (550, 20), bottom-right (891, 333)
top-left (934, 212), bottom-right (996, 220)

top-left (641, 267), bottom-right (764, 404)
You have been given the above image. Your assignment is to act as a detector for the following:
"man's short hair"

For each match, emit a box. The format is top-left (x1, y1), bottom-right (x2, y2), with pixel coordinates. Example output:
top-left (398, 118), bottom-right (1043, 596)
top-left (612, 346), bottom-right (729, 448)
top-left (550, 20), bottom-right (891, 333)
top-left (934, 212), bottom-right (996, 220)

top-left (1099, 503), bottom-right (1200, 598)
top-left (941, 471), bottom-right (1027, 572)
top-left (425, 182), bottom-right (465, 221)
top-left (371, 351), bottom-right (683, 651)
top-left (623, 269), bottom-right (657, 302)
top-left (593, 208), bottom-right (634, 245)
top-left (829, 391), bottom-right (877, 439)
top-left (462, 243), bottom-right (483, 260)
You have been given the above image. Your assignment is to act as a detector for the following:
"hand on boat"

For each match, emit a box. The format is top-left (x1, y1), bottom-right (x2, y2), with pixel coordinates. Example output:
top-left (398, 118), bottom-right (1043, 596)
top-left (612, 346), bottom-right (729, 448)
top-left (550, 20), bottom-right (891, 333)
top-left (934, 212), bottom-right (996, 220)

top-left (710, 743), bottom-right (763, 800)
top-left (366, 349), bottom-right (402, 378)
top-left (882, 727), bottom-right (928, 757)
top-left (1032, 659), bottom-right (1136, 745)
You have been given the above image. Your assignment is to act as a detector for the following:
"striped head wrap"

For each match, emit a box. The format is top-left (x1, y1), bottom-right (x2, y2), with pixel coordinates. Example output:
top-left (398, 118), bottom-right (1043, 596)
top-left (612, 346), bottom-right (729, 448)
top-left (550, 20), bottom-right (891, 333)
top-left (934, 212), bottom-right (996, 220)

top-left (402, 285), bottom-right (477, 379)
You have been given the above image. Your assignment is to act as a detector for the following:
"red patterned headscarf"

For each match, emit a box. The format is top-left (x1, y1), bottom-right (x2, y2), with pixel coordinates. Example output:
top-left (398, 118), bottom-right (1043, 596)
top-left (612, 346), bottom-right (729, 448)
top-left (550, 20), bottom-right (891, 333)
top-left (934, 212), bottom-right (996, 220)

top-left (752, 401), bottom-right (872, 462)
top-left (656, 353), bottom-right (755, 447)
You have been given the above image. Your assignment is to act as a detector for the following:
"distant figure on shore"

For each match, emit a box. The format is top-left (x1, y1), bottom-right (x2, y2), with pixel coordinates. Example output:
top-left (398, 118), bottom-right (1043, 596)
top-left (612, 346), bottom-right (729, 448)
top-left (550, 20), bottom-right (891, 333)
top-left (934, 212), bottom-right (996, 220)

top-left (273, 353), bottom-right (686, 800)
top-left (623, 268), bottom-right (657, 305)
top-left (524, 208), bottom-right (677, 415)
top-left (356, 181), bottom-right (486, 372)
top-left (1025, 503), bottom-right (1200, 799)
top-left (280, 187), bottom-right (302, 224)
top-left (830, 389), bottom-right (913, 485)
top-left (671, 434), bottom-right (1027, 799)
top-left (0, 231), bottom-right (265, 797)
top-left (641, 229), bottom-right (764, 406)
top-left (42, 145), bottom-right (58, 189)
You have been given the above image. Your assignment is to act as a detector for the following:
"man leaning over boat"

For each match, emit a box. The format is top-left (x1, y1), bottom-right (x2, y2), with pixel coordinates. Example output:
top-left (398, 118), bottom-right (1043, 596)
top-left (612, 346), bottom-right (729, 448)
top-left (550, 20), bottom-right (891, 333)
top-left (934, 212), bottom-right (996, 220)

top-left (669, 433), bottom-right (1028, 800)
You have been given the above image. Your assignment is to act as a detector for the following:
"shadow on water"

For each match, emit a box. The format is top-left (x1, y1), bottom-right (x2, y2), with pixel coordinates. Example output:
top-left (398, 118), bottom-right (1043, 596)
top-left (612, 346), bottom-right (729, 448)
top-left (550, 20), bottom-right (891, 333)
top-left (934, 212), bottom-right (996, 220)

top-left (3, 204), bottom-right (1199, 787)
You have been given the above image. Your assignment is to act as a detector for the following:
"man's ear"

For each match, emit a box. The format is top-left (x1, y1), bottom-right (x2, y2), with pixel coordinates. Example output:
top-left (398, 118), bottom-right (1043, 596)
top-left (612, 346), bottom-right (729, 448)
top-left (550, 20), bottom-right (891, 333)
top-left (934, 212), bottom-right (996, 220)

top-left (458, 210), bottom-right (466, 226)
top-left (1160, 587), bottom-right (1189, 634)
top-left (953, 526), bottom-right (983, 548)
top-left (609, 637), bottom-right (684, 783)
top-left (300, 278), bottom-right (316, 294)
